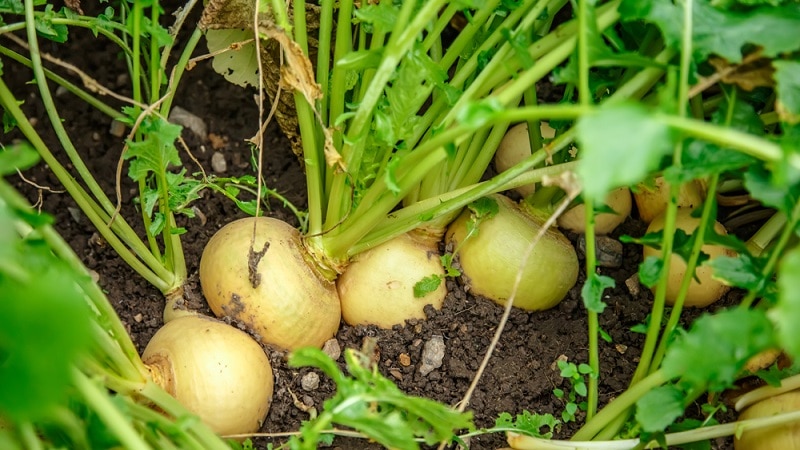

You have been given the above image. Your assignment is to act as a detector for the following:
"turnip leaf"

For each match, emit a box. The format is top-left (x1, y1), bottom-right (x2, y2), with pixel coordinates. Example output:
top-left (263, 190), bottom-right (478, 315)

top-left (661, 308), bottom-right (775, 391)
top-left (635, 385), bottom-right (684, 432)
top-left (774, 60), bottom-right (800, 123)
top-left (581, 273), bottom-right (614, 313)
top-left (772, 246), bottom-right (800, 361)
top-left (707, 254), bottom-right (766, 292)
top-left (576, 102), bottom-right (676, 203)
top-left (620, 0), bottom-right (800, 63)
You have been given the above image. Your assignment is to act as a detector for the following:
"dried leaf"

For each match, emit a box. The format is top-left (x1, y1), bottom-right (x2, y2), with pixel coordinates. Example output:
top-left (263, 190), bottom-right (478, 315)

top-left (708, 55), bottom-right (775, 91)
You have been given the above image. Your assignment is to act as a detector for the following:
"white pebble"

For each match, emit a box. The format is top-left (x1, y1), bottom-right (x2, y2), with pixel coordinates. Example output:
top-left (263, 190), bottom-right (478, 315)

top-left (169, 106), bottom-right (207, 139)
top-left (211, 152), bottom-right (227, 173)
top-left (419, 335), bottom-right (445, 376)
top-left (301, 372), bottom-right (320, 391)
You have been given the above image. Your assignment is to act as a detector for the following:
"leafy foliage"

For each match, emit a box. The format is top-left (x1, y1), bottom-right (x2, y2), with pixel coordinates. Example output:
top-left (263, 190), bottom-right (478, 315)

top-left (288, 347), bottom-right (473, 450)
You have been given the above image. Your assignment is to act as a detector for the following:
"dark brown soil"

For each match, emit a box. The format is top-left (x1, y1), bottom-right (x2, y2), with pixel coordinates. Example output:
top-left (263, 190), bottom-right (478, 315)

top-left (2, 7), bottom-right (736, 449)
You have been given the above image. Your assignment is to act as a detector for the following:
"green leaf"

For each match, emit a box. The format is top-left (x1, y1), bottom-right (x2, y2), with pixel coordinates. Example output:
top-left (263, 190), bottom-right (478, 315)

top-left (771, 246), bottom-right (800, 361)
top-left (639, 255), bottom-right (664, 288)
top-left (455, 98), bottom-right (504, 129)
top-left (581, 273), bottom-right (615, 313)
top-left (288, 347), bottom-right (346, 386)
top-left (0, 208), bottom-right (92, 421)
top-left (124, 117), bottom-right (183, 182)
top-left (0, 141), bottom-right (40, 175)
top-left (707, 254), bottom-right (765, 291)
top-left (413, 275), bottom-right (442, 298)
top-left (494, 411), bottom-right (559, 439)
top-left (774, 60), bottom-right (800, 123)
top-left (35, 5), bottom-right (68, 43)
top-left (744, 163), bottom-right (800, 216)
top-left (662, 308), bottom-right (775, 391)
top-left (636, 385), bottom-right (685, 432)
top-left (576, 103), bottom-right (675, 203)
top-left (620, 0), bottom-right (800, 63)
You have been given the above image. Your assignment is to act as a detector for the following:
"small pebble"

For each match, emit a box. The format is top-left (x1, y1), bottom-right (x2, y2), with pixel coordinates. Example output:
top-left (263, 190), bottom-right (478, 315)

top-left (625, 274), bottom-right (641, 296)
top-left (109, 119), bottom-right (126, 137)
top-left (169, 106), bottom-right (208, 140)
top-left (398, 353), bottom-right (411, 366)
top-left (419, 335), bottom-right (445, 376)
top-left (578, 235), bottom-right (623, 268)
top-left (211, 152), bottom-right (227, 173)
top-left (322, 338), bottom-right (341, 361)
top-left (133, 313), bottom-right (143, 323)
top-left (301, 372), bottom-right (320, 391)
top-left (55, 86), bottom-right (68, 97)
top-left (389, 369), bottom-right (403, 381)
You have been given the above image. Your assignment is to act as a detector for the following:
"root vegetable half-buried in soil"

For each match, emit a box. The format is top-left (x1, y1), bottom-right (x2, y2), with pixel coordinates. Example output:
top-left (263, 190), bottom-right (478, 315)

top-left (446, 194), bottom-right (579, 311)
top-left (143, 315), bottom-right (275, 436)
top-left (643, 207), bottom-right (735, 308)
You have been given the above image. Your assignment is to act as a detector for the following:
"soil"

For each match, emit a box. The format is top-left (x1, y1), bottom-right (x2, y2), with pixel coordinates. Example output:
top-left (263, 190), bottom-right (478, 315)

top-left (2, 5), bottom-right (737, 449)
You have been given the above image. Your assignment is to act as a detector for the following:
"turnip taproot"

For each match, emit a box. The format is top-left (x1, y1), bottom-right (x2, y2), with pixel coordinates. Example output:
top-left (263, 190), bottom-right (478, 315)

top-left (199, 217), bottom-right (341, 350)
top-left (494, 122), bottom-right (557, 197)
top-left (557, 186), bottom-right (632, 235)
top-left (142, 315), bottom-right (274, 436)
top-left (446, 194), bottom-right (578, 310)
top-left (337, 230), bottom-right (446, 328)
top-left (633, 177), bottom-right (706, 224)
top-left (735, 390), bottom-right (800, 450)
top-left (643, 208), bottom-right (734, 307)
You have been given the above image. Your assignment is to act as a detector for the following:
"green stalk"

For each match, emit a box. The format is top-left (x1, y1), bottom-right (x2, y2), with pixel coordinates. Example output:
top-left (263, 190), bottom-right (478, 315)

top-left (576, 0), bottom-right (600, 420)
top-left (130, 1), bottom-right (143, 108)
top-left (159, 28), bottom-right (203, 116)
top-left (72, 369), bottom-right (150, 450)
top-left (0, 179), bottom-right (148, 373)
top-left (325, 0), bottom-right (448, 226)
top-left (22, 0), bottom-right (119, 218)
top-left (17, 423), bottom-right (43, 450)
top-left (0, 46), bottom-right (123, 120)
top-left (149, 2), bottom-right (161, 105)
top-left (662, 115), bottom-right (784, 163)
top-left (316, 0), bottom-right (334, 124)
top-left (572, 369), bottom-right (670, 441)
top-left (0, 81), bottom-right (173, 291)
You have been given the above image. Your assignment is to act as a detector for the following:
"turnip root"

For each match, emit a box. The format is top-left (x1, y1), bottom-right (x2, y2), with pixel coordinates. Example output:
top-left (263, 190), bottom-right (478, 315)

top-left (446, 194), bottom-right (578, 310)
top-left (494, 122), bottom-right (556, 197)
top-left (633, 177), bottom-right (706, 223)
top-left (643, 208), bottom-right (735, 308)
top-left (199, 217), bottom-right (341, 350)
top-left (557, 187), bottom-right (632, 235)
top-left (142, 315), bottom-right (273, 436)
top-left (337, 230), bottom-right (446, 328)
top-left (735, 390), bottom-right (800, 450)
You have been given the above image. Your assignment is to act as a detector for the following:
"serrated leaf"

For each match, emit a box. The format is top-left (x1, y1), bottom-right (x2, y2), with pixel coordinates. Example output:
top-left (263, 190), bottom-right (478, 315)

top-left (662, 308), bottom-right (775, 391)
top-left (124, 117), bottom-right (183, 182)
top-left (771, 246), bottom-right (800, 361)
top-left (636, 385), bottom-right (685, 433)
top-left (413, 275), bottom-right (442, 298)
top-left (581, 273), bottom-right (614, 313)
top-left (744, 163), bottom-right (800, 216)
top-left (576, 103), bottom-right (675, 203)
top-left (495, 411), bottom-right (559, 439)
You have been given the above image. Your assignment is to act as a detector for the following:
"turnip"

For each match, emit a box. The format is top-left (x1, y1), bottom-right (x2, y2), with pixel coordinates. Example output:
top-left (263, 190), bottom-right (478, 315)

top-left (337, 230), bottom-right (446, 328)
top-left (142, 315), bottom-right (274, 436)
top-left (633, 177), bottom-right (706, 224)
top-left (445, 194), bottom-right (579, 310)
top-left (557, 186), bottom-right (633, 235)
top-left (494, 122), bottom-right (557, 197)
top-left (199, 217), bottom-right (341, 350)
top-left (643, 208), bottom-right (735, 307)
top-left (735, 390), bottom-right (800, 450)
